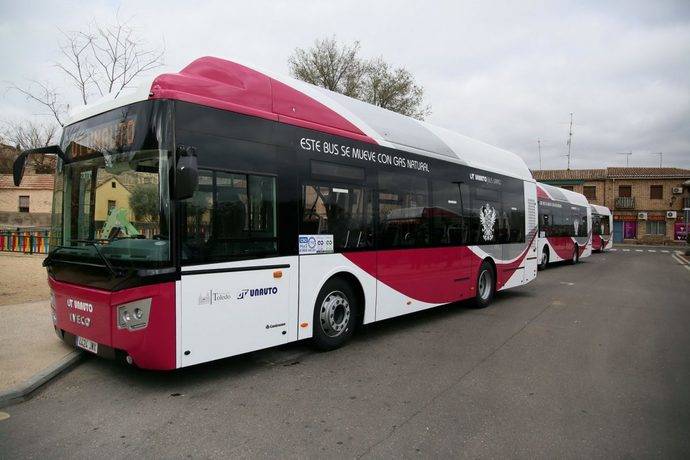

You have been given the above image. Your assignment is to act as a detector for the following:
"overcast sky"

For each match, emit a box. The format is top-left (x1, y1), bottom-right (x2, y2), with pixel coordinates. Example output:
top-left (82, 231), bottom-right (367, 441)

top-left (1, 0), bottom-right (689, 169)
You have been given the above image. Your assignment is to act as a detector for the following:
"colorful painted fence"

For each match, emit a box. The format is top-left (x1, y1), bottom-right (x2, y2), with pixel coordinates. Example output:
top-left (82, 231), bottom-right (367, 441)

top-left (0, 230), bottom-right (51, 254)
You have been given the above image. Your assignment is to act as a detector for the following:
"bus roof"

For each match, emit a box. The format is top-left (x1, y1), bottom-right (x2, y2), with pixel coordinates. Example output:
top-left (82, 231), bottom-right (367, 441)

top-left (537, 182), bottom-right (590, 207)
top-left (66, 56), bottom-right (534, 182)
top-left (589, 203), bottom-right (611, 216)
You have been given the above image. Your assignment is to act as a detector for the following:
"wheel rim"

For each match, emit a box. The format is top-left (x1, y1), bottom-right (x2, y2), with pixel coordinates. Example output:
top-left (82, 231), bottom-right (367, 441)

top-left (478, 269), bottom-right (492, 300)
top-left (541, 250), bottom-right (548, 267)
top-left (319, 291), bottom-right (351, 338)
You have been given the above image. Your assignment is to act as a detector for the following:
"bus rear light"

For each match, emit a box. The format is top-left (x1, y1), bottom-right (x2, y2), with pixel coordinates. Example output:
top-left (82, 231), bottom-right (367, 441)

top-left (117, 298), bottom-right (152, 331)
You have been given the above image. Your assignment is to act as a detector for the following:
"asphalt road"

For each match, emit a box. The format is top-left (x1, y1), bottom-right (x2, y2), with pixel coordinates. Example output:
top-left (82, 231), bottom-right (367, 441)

top-left (1, 250), bottom-right (689, 458)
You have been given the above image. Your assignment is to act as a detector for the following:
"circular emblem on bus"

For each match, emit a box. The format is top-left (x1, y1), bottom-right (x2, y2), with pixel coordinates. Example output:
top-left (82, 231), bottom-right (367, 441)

top-left (308, 236), bottom-right (317, 249)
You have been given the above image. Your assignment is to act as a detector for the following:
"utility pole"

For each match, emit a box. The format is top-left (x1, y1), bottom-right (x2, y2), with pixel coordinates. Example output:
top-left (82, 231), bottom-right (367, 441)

top-left (651, 152), bottom-right (663, 167)
top-left (566, 112), bottom-right (574, 170)
top-left (537, 138), bottom-right (542, 170)
top-left (617, 151), bottom-right (632, 166)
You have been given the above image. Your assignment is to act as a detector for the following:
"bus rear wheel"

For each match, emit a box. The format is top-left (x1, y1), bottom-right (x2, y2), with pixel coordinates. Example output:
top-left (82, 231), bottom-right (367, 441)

top-left (571, 245), bottom-right (579, 264)
top-left (538, 247), bottom-right (549, 271)
top-left (312, 278), bottom-right (358, 350)
top-left (472, 260), bottom-right (495, 309)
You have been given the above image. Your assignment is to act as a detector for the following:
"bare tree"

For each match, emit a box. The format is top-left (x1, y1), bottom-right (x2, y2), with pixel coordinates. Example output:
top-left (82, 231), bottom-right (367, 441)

top-left (288, 37), bottom-right (431, 120)
top-left (8, 15), bottom-right (165, 127)
top-left (8, 80), bottom-right (69, 127)
top-left (0, 120), bottom-right (59, 173)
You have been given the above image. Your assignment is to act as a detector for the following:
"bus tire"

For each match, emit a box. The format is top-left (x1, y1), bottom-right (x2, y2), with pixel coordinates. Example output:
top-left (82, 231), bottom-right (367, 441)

top-left (538, 247), bottom-right (549, 271)
top-left (312, 278), bottom-right (358, 350)
top-left (471, 260), bottom-right (495, 309)
top-left (571, 245), bottom-right (579, 264)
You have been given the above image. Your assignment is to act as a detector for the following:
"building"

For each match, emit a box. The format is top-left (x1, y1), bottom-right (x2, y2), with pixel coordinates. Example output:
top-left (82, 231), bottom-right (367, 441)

top-left (0, 174), bottom-right (54, 228)
top-left (533, 167), bottom-right (690, 245)
top-left (94, 176), bottom-right (133, 222)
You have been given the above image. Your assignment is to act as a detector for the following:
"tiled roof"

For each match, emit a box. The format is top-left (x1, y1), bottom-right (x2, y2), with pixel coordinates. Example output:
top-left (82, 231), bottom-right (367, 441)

top-left (605, 167), bottom-right (690, 178)
top-left (0, 174), bottom-right (54, 190)
top-left (532, 167), bottom-right (690, 180)
top-left (531, 169), bottom-right (606, 180)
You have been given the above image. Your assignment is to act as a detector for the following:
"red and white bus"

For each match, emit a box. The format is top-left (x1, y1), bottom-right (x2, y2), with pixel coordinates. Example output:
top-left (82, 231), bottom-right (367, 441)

top-left (590, 204), bottom-right (613, 252)
top-left (536, 182), bottom-right (592, 269)
top-left (14, 57), bottom-right (538, 370)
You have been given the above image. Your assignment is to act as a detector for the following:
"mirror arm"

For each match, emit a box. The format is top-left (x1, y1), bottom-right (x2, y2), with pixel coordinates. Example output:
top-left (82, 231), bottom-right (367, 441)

top-left (13, 145), bottom-right (67, 186)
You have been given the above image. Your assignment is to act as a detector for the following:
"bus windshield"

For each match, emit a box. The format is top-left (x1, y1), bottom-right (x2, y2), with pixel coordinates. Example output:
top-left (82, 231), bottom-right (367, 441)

top-left (49, 101), bottom-right (172, 270)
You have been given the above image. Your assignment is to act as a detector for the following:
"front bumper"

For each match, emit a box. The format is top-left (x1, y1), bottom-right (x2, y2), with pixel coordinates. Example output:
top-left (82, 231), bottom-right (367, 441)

top-left (49, 277), bottom-right (177, 370)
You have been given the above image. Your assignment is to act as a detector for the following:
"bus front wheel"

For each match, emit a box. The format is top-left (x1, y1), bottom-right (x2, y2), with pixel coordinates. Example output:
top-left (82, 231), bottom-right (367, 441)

top-left (472, 260), bottom-right (495, 309)
top-left (538, 247), bottom-right (549, 271)
top-left (312, 278), bottom-right (358, 350)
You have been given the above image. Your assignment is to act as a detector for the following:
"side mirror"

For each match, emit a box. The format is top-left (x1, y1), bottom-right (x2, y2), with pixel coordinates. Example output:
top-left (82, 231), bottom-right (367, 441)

top-left (13, 151), bottom-right (29, 186)
top-left (174, 145), bottom-right (199, 200)
top-left (12, 145), bottom-right (66, 186)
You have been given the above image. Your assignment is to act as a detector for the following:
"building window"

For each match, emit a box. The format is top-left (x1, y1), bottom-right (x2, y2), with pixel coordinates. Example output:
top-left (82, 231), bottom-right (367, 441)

top-left (111, 181), bottom-right (116, 188)
top-left (18, 195), bottom-right (30, 213)
top-left (650, 185), bottom-right (663, 199)
top-left (560, 185), bottom-right (574, 191)
top-left (583, 186), bottom-right (596, 200)
top-left (618, 185), bottom-right (632, 197)
top-left (107, 200), bottom-right (117, 214)
top-left (646, 220), bottom-right (666, 235)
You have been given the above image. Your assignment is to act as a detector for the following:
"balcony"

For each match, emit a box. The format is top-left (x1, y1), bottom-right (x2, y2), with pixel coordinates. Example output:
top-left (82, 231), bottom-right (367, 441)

top-left (615, 196), bottom-right (635, 209)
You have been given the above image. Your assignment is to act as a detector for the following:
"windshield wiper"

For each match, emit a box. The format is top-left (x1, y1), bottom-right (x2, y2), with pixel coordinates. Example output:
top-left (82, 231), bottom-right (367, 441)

top-left (86, 241), bottom-right (123, 278)
top-left (48, 239), bottom-right (125, 277)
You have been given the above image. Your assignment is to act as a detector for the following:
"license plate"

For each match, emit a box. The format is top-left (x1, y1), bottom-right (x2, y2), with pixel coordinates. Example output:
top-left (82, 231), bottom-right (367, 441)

top-left (76, 336), bottom-right (98, 354)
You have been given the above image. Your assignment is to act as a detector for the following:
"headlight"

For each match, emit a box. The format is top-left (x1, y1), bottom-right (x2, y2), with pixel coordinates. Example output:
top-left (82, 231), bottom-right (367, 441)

top-left (117, 298), bottom-right (152, 331)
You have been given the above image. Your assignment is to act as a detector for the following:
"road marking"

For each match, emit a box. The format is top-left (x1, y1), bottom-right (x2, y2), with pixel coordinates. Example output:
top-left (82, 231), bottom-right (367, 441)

top-left (661, 250), bottom-right (669, 253)
top-left (623, 249), bottom-right (630, 252)
top-left (672, 253), bottom-right (690, 272)
top-left (648, 250), bottom-right (656, 253)
top-left (559, 281), bottom-right (575, 286)
top-left (0, 411), bottom-right (9, 422)
top-left (610, 248), bottom-right (618, 251)
top-left (635, 249), bottom-right (644, 252)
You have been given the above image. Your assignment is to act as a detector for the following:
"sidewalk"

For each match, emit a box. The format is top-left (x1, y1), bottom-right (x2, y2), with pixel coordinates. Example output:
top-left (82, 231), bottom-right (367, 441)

top-left (0, 300), bottom-right (80, 402)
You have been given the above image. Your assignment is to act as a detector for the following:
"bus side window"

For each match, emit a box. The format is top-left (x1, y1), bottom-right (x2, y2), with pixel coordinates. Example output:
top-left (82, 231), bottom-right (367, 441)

top-left (181, 169), bottom-right (277, 264)
top-left (430, 180), bottom-right (464, 245)
top-left (378, 172), bottom-right (430, 248)
top-left (302, 184), bottom-right (373, 250)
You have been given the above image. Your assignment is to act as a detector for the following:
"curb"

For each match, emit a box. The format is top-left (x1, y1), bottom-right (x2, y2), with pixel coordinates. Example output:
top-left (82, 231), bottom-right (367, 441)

top-left (0, 350), bottom-right (84, 408)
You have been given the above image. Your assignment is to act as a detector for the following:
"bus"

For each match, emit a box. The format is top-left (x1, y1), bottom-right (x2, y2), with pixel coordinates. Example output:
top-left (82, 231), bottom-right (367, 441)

top-left (14, 57), bottom-right (538, 370)
top-left (590, 204), bottom-right (613, 252)
top-left (536, 182), bottom-right (592, 270)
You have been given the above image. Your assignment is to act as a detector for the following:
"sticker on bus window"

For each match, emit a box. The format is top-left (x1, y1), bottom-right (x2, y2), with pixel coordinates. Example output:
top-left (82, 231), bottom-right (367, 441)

top-left (299, 235), bottom-right (334, 255)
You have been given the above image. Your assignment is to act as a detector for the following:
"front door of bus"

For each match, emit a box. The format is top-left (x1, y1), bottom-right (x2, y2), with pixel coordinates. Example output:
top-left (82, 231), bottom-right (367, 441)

top-left (176, 170), bottom-right (298, 367)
